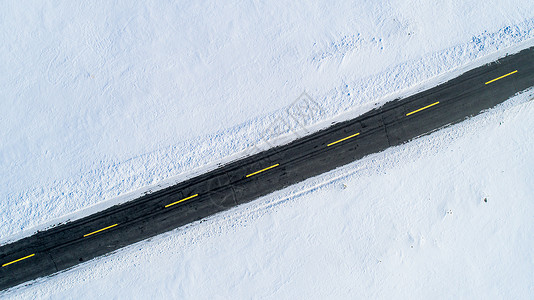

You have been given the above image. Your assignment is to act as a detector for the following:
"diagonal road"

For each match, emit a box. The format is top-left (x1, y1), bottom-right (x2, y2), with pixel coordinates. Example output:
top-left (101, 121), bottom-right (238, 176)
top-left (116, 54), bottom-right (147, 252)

top-left (1, 46), bottom-right (533, 291)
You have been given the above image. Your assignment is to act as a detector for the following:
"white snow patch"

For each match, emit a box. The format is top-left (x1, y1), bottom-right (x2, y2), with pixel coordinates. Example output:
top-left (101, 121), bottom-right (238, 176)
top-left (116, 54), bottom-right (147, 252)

top-left (2, 0), bottom-right (534, 242)
top-left (3, 88), bottom-right (533, 300)
top-left (1, 0), bottom-right (534, 298)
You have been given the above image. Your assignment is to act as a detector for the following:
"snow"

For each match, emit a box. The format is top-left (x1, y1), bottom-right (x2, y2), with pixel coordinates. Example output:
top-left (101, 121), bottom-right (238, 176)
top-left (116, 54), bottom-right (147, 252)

top-left (1, 0), bottom-right (534, 298)
top-left (4, 91), bottom-right (534, 299)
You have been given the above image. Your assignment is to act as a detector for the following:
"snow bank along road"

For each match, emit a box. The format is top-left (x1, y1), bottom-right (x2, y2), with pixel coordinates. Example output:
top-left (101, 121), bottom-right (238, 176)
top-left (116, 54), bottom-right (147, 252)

top-left (1, 46), bottom-right (533, 291)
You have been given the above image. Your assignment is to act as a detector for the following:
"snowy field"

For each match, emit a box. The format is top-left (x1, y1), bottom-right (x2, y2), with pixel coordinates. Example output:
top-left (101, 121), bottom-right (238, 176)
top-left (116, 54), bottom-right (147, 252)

top-left (4, 90), bottom-right (534, 299)
top-left (1, 0), bottom-right (534, 298)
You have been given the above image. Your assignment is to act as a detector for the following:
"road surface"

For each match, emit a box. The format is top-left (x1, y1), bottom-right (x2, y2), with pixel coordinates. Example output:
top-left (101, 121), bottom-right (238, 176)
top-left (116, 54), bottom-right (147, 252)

top-left (1, 46), bottom-right (533, 291)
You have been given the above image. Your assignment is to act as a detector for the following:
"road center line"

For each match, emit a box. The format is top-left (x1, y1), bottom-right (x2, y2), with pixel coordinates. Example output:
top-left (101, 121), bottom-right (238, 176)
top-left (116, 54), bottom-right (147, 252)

top-left (485, 70), bottom-right (518, 85)
top-left (246, 164), bottom-right (280, 178)
top-left (164, 194), bottom-right (199, 208)
top-left (327, 132), bottom-right (360, 147)
top-left (83, 224), bottom-right (118, 237)
top-left (406, 101), bottom-right (440, 116)
top-left (1, 254), bottom-right (35, 267)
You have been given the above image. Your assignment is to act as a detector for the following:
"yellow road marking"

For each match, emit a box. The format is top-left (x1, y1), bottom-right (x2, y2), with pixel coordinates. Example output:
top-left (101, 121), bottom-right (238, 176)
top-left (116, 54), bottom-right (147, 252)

top-left (2, 254), bottom-right (35, 267)
top-left (406, 101), bottom-right (440, 116)
top-left (83, 224), bottom-right (118, 237)
top-left (164, 194), bottom-right (199, 208)
top-left (327, 132), bottom-right (360, 147)
top-left (485, 70), bottom-right (518, 85)
top-left (246, 164), bottom-right (279, 178)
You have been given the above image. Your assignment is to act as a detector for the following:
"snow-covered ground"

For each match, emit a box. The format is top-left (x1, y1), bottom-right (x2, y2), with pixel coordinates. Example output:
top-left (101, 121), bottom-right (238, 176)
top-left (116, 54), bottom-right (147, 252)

top-left (1, 0), bottom-right (534, 298)
top-left (4, 89), bottom-right (534, 300)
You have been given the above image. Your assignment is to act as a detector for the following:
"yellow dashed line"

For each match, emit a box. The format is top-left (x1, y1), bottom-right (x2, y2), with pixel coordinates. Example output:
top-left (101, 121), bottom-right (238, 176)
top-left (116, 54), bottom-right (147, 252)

top-left (246, 164), bottom-right (279, 178)
top-left (327, 132), bottom-right (360, 147)
top-left (164, 194), bottom-right (199, 208)
top-left (2, 254), bottom-right (35, 267)
top-left (406, 101), bottom-right (440, 116)
top-left (485, 70), bottom-right (518, 85)
top-left (83, 224), bottom-right (118, 237)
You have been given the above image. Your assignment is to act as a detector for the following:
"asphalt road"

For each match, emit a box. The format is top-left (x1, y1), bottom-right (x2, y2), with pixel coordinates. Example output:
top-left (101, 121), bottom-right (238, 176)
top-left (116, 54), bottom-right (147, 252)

top-left (1, 46), bottom-right (533, 291)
